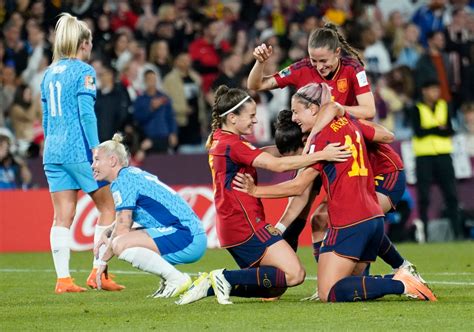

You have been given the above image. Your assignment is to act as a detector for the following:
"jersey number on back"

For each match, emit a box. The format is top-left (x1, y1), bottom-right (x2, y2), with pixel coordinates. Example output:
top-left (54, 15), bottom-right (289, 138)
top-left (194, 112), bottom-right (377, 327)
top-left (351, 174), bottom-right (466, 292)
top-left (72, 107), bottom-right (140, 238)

top-left (344, 131), bottom-right (368, 177)
top-left (48, 81), bottom-right (63, 117)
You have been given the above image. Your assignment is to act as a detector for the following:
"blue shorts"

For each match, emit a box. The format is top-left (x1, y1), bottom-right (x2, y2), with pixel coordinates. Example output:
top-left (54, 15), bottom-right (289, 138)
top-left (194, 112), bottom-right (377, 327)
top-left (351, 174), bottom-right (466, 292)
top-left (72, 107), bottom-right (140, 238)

top-left (146, 226), bottom-right (207, 265)
top-left (320, 217), bottom-right (384, 262)
top-left (374, 170), bottom-right (406, 210)
top-left (44, 162), bottom-right (108, 193)
top-left (227, 224), bottom-right (282, 269)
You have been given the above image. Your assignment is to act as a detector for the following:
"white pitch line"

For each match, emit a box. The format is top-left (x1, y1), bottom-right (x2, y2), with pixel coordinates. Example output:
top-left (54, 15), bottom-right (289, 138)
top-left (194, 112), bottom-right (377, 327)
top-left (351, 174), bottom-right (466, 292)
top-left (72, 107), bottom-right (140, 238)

top-left (1, 269), bottom-right (474, 286)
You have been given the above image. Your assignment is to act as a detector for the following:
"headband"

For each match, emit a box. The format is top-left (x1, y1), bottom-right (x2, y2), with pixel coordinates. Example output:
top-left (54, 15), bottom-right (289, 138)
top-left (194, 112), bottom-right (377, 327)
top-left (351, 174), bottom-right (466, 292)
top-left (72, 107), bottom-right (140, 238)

top-left (294, 92), bottom-right (321, 106)
top-left (219, 96), bottom-right (251, 117)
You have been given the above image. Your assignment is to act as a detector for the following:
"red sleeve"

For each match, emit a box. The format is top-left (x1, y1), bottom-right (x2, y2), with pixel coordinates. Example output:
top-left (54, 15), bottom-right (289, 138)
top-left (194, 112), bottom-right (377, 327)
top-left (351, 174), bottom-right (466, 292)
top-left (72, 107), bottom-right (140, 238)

top-left (353, 118), bottom-right (376, 141)
top-left (229, 139), bottom-right (263, 166)
top-left (273, 62), bottom-right (300, 89)
top-left (350, 65), bottom-right (371, 96)
top-left (308, 133), bottom-right (327, 173)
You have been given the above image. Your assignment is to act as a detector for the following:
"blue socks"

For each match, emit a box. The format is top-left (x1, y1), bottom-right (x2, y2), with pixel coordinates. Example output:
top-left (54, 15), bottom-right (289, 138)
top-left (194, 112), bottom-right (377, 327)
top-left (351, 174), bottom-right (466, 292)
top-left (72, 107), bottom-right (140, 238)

top-left (223, 266), bottom-right (287, 288)
top-left (313, 241), bottom-right (323, 263)
top-left (328, 276), bottom-right (404, 302)
top-left (378, 234), bottom-right (404, 269)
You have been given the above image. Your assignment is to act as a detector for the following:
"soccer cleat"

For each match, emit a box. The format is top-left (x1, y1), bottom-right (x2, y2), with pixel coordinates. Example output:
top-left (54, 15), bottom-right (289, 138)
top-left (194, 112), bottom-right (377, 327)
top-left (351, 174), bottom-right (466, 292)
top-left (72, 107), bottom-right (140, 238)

top-left (87, 268), bottom-right (125, 291)
top-left (209, 269), bottom-right (232, 305)
top-left (175, 272), bottom-right (211, 305)
top-left (396, 260), bottom-right (427, 285)
top-left (148, 280), bottom-right (166, 298)
top-left (55, 277), bottom-right (87, 294)
top-left (156, 273), bottom-right (192, 298)
top-left (300, 289), bottom-right (320, 302)
top-left (393, 269), bottom-right (437, 301)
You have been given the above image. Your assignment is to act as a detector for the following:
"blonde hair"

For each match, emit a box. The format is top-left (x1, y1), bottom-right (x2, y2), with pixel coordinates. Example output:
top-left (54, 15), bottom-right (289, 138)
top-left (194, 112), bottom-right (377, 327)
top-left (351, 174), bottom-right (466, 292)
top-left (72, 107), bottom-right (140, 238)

top-left (53, 13), bottom-right (92, 62)
top-left (292, 83), bottom-right (332, 107)
top-left (97, 133), bottom-right (130, 167)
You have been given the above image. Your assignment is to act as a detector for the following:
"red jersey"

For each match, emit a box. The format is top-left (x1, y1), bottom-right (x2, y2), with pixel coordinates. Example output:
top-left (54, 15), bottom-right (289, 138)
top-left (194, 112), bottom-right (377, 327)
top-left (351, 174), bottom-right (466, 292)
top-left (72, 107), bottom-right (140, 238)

top-left (366, 142), bottom-right (404, 176)
top-left (273, 56), bottom-right (371, 106)
top-left (208, 129), bottom-right (266, 247)
top-left (310, 115), bottom-right (383, 228)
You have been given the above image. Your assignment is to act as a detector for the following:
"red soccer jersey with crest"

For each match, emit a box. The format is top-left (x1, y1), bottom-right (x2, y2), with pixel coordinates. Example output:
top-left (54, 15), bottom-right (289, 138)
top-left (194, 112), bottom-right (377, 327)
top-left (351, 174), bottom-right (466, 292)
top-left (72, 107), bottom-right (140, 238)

top-left (208, 129), bottom-right (267, 247)
top-left (273, 56), bottom-right (371, 106)
top-left (309, 115), bottom-right (383, 228)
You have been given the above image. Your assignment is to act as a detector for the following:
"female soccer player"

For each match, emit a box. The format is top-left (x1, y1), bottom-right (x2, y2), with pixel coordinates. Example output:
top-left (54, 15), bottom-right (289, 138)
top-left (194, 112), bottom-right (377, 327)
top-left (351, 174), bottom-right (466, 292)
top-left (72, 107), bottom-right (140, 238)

top-left (176, 85), bottom-right (351, 305)
top-left (41, 13), bottom-right (122, 293)
top-left (91, 134), bottom-right (207, 298)
top-left (248, 22), bottom-right (375, 120)
top-left (234, 83), bottom-right (437, 302)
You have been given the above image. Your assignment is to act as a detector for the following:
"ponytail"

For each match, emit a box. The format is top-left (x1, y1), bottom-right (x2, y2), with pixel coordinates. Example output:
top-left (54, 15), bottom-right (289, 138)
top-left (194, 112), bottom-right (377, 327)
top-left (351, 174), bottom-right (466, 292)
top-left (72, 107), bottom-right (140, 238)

top-left (309, 23), bottom-right (364, 66)
top-left (53, 13), bottom-right (92, 62)
top-left (97, 133), bottom-right (130, 167)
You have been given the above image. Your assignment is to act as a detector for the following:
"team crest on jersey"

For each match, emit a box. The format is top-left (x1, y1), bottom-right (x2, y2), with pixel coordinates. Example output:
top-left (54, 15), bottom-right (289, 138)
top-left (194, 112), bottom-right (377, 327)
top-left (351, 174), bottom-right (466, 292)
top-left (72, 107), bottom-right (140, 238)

top-left (112, 191), bottom-right (122, 206)
top-left (84, 75), bottom-right (96, 90)
top-left (242, 141), bottom-right (256, 150)
top-left (278, 67), bottom-right (291, 78)
top-left (337, 78), bottom-right (348, 93)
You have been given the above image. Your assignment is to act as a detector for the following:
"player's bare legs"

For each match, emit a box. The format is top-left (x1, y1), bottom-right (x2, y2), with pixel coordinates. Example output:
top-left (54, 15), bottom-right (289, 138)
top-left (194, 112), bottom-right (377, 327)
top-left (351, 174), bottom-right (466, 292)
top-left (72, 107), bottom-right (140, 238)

top-left (87, 185), bottom-right (125, 291)
top-left (50, 190), bottom-right (86, 293)
top-left (260, 240), bottom-right (306, 286)
top-left (317, 252), bottom-right (357, 302)
top-left (112, 229), bottom-right (191, 297)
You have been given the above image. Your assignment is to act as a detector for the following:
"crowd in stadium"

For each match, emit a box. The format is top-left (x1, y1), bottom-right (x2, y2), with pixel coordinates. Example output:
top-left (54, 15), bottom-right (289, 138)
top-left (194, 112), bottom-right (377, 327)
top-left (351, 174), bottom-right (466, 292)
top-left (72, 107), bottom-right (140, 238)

top-left (0, 0), bottom-right (473, 168)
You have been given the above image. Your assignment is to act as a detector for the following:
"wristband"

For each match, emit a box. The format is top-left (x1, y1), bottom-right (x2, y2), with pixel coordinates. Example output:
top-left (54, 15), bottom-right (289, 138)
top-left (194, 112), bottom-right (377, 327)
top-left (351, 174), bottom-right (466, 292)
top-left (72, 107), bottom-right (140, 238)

top-left (275, 222), bottom-right (287, 233)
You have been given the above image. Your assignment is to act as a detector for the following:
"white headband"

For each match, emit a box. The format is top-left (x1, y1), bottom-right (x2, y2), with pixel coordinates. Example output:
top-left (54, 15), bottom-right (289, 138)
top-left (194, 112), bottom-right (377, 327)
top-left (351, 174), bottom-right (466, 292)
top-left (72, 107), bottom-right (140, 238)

top-left (219, 96), bottom-right (250, 118)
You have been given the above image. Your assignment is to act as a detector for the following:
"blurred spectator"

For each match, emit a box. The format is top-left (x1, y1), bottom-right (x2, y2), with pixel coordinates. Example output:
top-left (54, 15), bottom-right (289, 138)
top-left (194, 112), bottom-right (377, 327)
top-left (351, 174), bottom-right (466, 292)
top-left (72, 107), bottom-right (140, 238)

top-left (412, 0), bottom-right (449, 46)
top-left (323, 0), bottom-right (352, 26)
top-left (110, 0), bottom-right (138, 32)
top-left (133, 70), bottom-right (177, 154)
top-left (411, 79), bottom-right (462, 240)
top-left (414, 31), bottom-right (453, 102)
top-left (95, 65), bottom-right (131, 143)
top-left (363, 21), bottom-right (392, 76)
top-left (20, 19), bottom-right (45, 86)
top-left (393, 23), bottom-right (424, 69)
top-left (9, 84), bottom-right (41, 156)
top-left (163, 52), bottom-right (207, 154)
top-left (0, 65), bottom-right (18, 119)
top-left (383, 10), bottom-right (405, 62)
top-left (3, 19), bottom-right (28, 75)
top-left (106, 31), bottom-right (133, 72)
top-left (189, 18), bottom-right (231, 94)
top-left (377, 0), bottom-right (415, 23)
top-left (94, 14), bottom-right (113, 54)
top-left (148, 40), bottom-right (172, 79)
top-left (210, 52), bottom-right (244, 95)
top-left (0, 134), bottom-right (31, 190)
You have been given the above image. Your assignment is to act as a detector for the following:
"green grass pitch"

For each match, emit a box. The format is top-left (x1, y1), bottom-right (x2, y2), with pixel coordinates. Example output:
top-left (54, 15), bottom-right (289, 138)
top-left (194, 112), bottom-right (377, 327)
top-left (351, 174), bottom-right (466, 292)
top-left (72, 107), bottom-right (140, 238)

top-left (1, 242), bottom-right (473, 331)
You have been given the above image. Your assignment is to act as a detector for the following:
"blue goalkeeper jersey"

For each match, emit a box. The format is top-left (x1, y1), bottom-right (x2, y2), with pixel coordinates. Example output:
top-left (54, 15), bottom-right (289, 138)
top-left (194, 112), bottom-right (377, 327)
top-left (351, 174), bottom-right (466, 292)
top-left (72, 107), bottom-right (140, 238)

top-left (111, 167), bottom-right (205, 236)
top-left (41, 58), bottom-right (99, 164)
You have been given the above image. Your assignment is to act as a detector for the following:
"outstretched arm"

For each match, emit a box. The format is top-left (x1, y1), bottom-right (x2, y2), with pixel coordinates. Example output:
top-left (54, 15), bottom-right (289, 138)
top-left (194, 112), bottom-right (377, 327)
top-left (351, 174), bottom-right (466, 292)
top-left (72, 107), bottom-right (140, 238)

top-left (253, 142), bottom-right (350, 172)
top-left (345, 91), bottom-right (376, 119)
top-left (247, 43), bottom-right (279, 91)
top-left (358, 119), bottom-right (395, 144)
top-left (233, 167), bottom-right (320, 198)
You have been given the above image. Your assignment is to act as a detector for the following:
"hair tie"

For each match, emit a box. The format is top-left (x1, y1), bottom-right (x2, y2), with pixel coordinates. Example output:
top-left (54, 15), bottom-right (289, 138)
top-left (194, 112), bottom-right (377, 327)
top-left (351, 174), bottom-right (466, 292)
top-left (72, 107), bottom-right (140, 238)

top-left (219, 96), bottom-right (251, 117)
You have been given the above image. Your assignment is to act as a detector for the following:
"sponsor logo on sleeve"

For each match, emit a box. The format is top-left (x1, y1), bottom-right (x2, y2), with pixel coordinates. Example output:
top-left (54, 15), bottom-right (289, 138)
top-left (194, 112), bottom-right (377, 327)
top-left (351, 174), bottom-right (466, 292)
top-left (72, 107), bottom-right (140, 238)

top-left (84, 75), bottom-right (96, 90)
top-left (278, 67), bottom-right (291, 78)
top-left (112, 191), bottom-right (122, 206)
top-left (356, 71), bottom-right (369, 87)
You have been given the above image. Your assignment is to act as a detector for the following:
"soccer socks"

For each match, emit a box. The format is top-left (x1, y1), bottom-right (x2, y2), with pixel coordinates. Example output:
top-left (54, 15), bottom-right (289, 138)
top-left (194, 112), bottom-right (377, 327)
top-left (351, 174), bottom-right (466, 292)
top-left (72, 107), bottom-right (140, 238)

top-left (378, 234), bottom-right (404, 269)
top-left (93, 224), bottom-right (109, 268)
top-left (328, 276), bottom-right (404, 302)
top-left (313, 241), bottom-right (322, 263)
top-left (118, 247), bottom-right (183, 281)
top-left (50, 226), bottom-right (71, 278)
top-left (223, 266), bottom-right (287, 290)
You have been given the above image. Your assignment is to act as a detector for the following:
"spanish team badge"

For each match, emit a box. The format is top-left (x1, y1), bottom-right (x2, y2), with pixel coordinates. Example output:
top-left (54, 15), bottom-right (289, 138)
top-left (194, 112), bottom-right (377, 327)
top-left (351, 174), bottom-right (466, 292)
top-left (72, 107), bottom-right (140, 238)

top-left (337, 78), bottom-right (348, 93)
top-left (84, 75), bottom-right (96, 90)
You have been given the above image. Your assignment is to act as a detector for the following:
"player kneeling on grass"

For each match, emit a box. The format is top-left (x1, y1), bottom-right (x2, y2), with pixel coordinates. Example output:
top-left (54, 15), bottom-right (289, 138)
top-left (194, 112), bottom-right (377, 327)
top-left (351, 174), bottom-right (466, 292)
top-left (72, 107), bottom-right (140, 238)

top-left (91, 134), bottom-right (207, 298)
